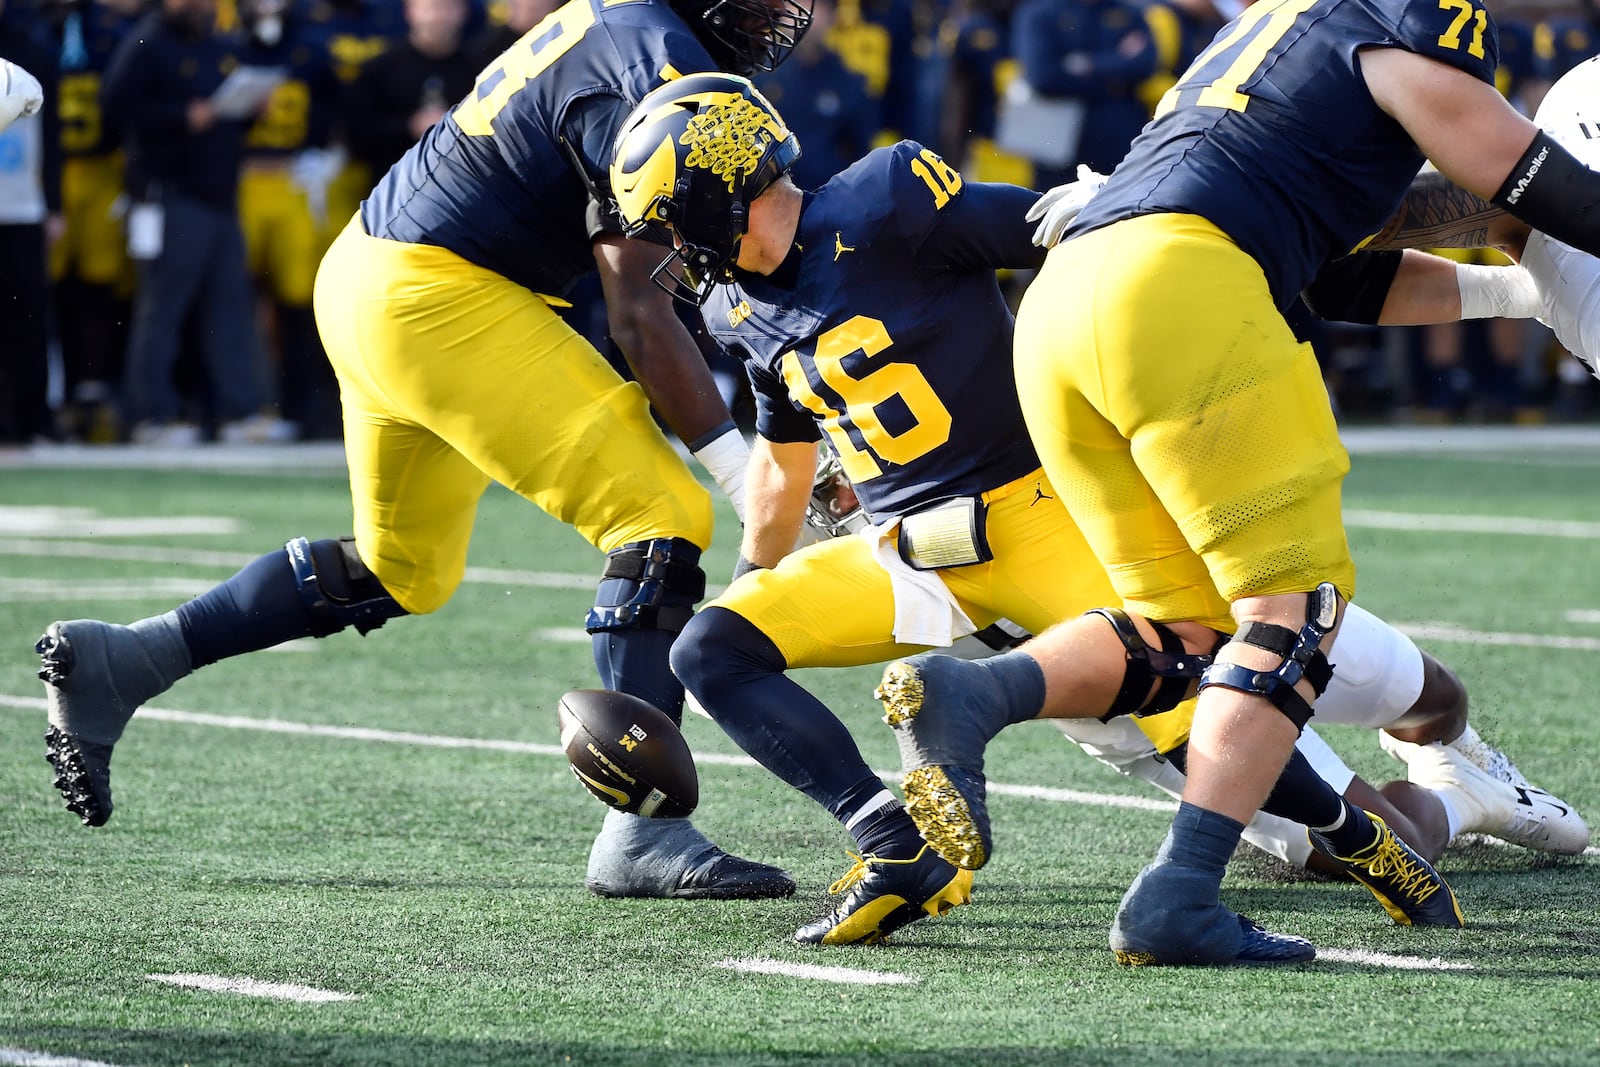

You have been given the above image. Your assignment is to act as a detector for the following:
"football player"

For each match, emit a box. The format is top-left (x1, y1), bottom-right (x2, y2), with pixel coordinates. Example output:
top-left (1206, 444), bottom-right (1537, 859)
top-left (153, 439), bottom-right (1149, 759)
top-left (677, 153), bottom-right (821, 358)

top-left (35, 0), bottom-right (812, 902)
top-left (609, 75), bottom-right (1533, 948)
top-left (801, 461), bottom-right (1588, 873)
top-left (884, 0), bottom-right (1600, 967)
top-left (43, 0), bottom-right (144, 443)
top-left (238, 0), bottom-right (344, 439)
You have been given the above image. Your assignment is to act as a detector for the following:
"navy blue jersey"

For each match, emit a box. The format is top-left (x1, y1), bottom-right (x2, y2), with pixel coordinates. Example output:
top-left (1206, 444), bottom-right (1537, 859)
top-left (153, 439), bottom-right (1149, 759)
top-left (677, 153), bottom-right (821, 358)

top-left (244, 25), bottom-right (339, 156)
top-left (1069, 0), bottom-right (1501, 306)
top-left (702, 142), bottom-right (1044, 520)
top-left (360, 0), bottom-right (718, 297)
top-left (53, 3), bottom-right (139, 156)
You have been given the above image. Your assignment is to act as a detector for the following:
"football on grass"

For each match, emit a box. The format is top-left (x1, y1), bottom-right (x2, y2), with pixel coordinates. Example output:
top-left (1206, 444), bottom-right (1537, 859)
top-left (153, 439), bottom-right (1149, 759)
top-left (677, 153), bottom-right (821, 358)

top-left (557, 689), bottom-right (698, 818)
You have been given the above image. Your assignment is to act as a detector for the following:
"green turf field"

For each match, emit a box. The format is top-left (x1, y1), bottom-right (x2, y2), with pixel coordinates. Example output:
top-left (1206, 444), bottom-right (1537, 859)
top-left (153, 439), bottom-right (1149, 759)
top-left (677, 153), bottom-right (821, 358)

top-left (3, 429), bottom-right (1600, 1066)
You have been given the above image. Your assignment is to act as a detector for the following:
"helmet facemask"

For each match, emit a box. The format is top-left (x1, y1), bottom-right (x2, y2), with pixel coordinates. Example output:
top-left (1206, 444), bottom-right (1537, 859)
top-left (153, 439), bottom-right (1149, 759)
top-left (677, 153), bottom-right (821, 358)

top-left (674, 0), bottom-right (813, 76)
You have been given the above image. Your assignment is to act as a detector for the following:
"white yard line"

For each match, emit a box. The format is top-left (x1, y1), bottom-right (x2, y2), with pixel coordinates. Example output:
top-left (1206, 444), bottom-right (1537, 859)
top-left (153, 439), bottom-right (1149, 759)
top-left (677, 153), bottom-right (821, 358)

top-left (713, 957), bottom-right (919, 985)
top-left (145, 974), bottom-right (359, 1003)
top-left (0, 1050), bottom-right (136, 1067)
top-left (1314, 948), bottom-right (1474, 970)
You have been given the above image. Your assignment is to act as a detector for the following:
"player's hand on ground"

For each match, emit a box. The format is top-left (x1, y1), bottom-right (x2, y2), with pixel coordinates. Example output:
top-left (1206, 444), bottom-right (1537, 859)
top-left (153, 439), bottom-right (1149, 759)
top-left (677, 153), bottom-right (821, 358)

top-left (1027, 165), bottom-right (1108, 248)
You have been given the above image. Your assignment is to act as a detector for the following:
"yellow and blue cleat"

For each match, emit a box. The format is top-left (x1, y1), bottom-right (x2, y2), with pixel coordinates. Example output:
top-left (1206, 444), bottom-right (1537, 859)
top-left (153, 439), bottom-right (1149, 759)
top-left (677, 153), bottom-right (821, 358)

top-left (1309, 812), bottom-right (1464, 928)
top-left (794, 844), bottom-right (973, 946)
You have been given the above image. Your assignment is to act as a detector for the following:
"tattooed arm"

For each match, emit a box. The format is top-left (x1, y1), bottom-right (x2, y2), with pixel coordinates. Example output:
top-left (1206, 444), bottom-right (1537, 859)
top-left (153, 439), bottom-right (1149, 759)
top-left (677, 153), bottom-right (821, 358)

top-left (1363, 170), bottom-right (1531, 257)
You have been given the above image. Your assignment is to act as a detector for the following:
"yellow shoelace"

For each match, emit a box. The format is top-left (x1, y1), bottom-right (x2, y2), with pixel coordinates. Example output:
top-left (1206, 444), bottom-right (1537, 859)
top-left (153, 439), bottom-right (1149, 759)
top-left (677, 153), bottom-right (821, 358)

top-left (1357, 832), bottom-right (1440, 902)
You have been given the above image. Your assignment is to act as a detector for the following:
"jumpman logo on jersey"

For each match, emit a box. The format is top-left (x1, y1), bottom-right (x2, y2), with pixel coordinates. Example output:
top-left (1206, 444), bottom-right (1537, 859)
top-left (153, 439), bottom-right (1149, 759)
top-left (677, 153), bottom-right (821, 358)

top-left (834, 232), bottom-right (856, 261)
top-left (1030, 483), bottom-right (1054, 506)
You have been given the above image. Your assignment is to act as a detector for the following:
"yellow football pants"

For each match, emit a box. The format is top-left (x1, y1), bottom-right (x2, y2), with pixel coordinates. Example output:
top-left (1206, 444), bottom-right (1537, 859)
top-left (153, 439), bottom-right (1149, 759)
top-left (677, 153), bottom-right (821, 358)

top-left (1013, 212), bottom-right (1355, 628)
top-left (313, 218), bottom-right (714, 615)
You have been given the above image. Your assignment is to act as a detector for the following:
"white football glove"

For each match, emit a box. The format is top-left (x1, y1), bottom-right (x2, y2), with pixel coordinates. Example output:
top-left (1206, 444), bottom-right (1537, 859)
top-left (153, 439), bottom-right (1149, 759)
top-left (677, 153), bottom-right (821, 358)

top-left (0, 60), bottom-right (45, 134)
top-left (1521, 229), bottom-right (1600, 377)
top-left (1025, 165), bottom-right (1108, 248)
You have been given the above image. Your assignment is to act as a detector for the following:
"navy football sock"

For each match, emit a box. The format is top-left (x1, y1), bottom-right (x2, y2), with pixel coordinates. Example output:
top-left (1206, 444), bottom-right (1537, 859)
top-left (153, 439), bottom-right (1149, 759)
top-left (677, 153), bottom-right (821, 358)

top-left (1260, 747), bottom-right (1376, 854)
top-left (1160, 801), bottom-right (1245, 875)
top-left (967, 650), bottom-right (1049, 735)
top-left (175, 547), bottom-right (318, 669)
top-left (672, 607), bottom-right (895, 824)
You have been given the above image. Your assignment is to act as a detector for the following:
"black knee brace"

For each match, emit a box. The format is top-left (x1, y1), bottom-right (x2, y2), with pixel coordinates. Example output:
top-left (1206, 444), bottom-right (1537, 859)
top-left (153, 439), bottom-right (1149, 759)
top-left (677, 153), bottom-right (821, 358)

top-left (1091, 607), bottom-right (1218, 721)
top-left (1197, 583), bottom-right (1340, 732)
top-left (585, 537), bottom-right (707, 634)
top-left (285, 536), bottom-right (408, 638)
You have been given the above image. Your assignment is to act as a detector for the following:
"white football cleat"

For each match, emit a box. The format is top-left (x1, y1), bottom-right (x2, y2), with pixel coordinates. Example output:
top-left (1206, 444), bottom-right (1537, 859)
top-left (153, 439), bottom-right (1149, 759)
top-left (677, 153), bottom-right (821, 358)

top-left (1384, 735), bottom-right (1590, 855)
top-left (1445, 725), bottom-right (1588, 853)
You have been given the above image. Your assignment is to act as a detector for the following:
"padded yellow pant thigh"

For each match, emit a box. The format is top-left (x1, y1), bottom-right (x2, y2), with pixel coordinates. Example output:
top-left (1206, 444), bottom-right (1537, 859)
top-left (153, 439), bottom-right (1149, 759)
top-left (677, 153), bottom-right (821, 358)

top-left (1015, 214), bottom-right (1354, 624)
top-left (714, 472), bottom-right (1119, 668)
top-left (313, 220), bottom-right (713, 614)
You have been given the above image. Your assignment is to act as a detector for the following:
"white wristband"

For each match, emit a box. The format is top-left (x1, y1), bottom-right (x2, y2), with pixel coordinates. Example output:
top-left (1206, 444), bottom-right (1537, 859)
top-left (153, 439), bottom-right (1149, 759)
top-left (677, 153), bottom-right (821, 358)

top-left (691, 425), bottom-right (750, 522)
top-left (1456, 263), bottom-right (1543, 321)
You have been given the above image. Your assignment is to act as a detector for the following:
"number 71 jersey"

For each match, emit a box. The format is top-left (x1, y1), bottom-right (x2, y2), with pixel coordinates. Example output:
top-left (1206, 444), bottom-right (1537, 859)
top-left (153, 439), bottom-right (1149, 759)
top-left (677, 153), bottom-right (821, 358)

top-left (1069, 0), bottom-right (1501, 308)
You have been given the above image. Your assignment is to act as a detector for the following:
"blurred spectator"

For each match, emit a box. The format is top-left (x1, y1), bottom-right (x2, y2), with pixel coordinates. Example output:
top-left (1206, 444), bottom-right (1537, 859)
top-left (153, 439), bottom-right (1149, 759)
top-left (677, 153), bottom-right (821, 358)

top-left (467, 0), bottom-right (557, 66)
top-left (933, 0), bottom-right (1035, 187)
top-left (45, 0), bottom-right (142, 443)
top-left (102, 0), bottom-right (289, 445)
top-left (826, 0), bottom-right (920, 143)
top-left (239, 0), bottom-right (343, 438)
top-left (1135, 0), bottom-right (1224, 114)
top-left (303, 0), bottom-right (407, 235)
top-left (757, 0), bottom-right (879, 189)
top-left (0, 5), bottom-right (62, 443)
top-left (343, 0), bottom-right (476, 182)
top-left (1008, 0), bottom-right (1157, 185)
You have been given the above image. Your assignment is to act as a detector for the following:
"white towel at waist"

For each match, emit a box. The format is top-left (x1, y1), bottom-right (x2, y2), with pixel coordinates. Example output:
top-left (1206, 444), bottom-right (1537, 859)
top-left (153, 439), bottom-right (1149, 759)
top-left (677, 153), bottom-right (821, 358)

top-left (861, 519), bottom-right (978, 647)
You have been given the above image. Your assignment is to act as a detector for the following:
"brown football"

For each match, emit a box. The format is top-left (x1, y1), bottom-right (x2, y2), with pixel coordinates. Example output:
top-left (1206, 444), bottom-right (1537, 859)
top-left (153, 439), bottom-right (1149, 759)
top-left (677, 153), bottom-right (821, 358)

top-left (556, 689), bottom-right (698, 818)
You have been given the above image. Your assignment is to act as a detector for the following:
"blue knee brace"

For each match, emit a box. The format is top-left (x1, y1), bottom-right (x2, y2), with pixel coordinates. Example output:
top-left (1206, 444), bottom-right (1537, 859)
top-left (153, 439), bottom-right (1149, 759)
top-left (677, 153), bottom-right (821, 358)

top-left (1197, 583), bottom-right (1340, 731)
top-left (285, 537), bottom-right (407, 637)
top-left (585, 538), bottom-right (707, 635)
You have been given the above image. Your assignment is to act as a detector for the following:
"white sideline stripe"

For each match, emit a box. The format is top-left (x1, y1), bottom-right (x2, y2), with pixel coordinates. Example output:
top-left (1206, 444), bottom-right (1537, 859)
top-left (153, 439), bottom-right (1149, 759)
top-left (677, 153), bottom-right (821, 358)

top-left (713, 957), bottom-right (918, 985)
top-left (0, 694), bottom-right (754, 767)
top-left (0, 577), bottom-right (219, 602)
top-left (534, 627), bottom-right (593, 643)
top-left (145, 974), bottom-right (359, 1002)
top-left (4, 694), bottom-right (1598, 838)
top-left (1344, 509), bottom-right (1600, 540)
top-left (0, 1050), bottom-right (134, 1067)
top-left (1315, 948), bottom-right (1474, 971)
top-left (1392, 622), bottom-right (1600, 652)
top-left (0, 539), bottom-right (594, 590)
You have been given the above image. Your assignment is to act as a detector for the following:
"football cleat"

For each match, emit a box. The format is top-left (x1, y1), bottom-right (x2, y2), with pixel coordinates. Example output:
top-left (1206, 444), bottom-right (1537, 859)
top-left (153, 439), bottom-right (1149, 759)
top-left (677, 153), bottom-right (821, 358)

top-left (1500, 784), bottom-right (1591, 855)
top-left (36, 617), bottom-right (189, 827)
top-left (794, 844), bottom-right (973, 946)
top-left (1382, 734), bottom-right (1590, 854)
top-left (1309, 813), bottom-right (1464, 927)
top-left (585, 808), bottom-right (795, 900)
top-left (876, 656), bottom-right (997, 870)
top-left (1445, 725), bottom-right (1529, 788)
top-left (43, 727), bottom-right (114, 828)
top-left (1114, 914), bottom-right (1317, 967)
